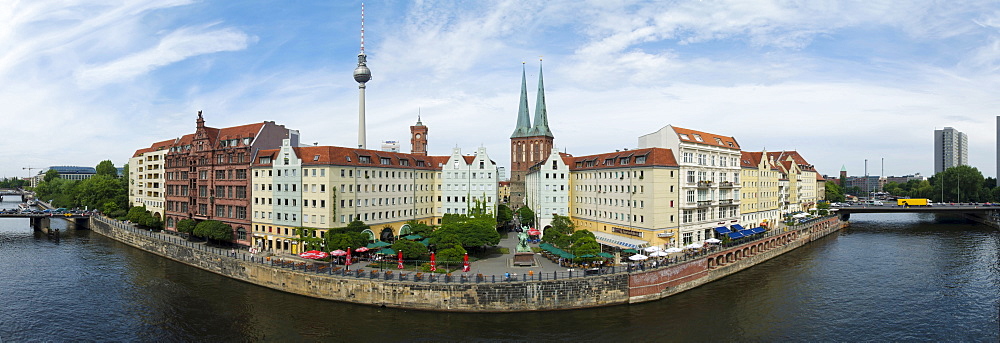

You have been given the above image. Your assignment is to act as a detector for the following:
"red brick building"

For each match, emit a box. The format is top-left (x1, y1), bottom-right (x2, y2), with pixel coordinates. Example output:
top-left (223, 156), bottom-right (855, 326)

top-left (163, 111), bottom-right (296, 247)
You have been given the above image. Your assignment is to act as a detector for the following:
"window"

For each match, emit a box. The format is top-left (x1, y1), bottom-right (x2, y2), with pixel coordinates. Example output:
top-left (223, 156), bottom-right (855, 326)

top-left (380, 157), bottom-right (391, 165)
top-left (359, 156), bottom-right (372, 164)
top-left (687, 171), bottom-right (695, 183)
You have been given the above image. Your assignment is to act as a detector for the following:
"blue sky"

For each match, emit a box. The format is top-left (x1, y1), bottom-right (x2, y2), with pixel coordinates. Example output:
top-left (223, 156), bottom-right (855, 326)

top-left (3, 0), bottom-right (1000, 180)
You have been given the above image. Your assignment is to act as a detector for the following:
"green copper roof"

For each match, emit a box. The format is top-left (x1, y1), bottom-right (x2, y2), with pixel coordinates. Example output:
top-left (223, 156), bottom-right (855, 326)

top-left (841, 164), bottom-right (847, 172)
top-left (511, 64), bottom-right (532, 138)
top-left (529, 61), bottom-right (554, 138)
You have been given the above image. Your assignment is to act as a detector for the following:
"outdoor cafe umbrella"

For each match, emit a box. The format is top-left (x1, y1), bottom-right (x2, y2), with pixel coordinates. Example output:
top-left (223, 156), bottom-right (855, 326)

top-left (463, 252), bottom-right (470, 272)
top-left (665, 247), bottom-right (683, 253)
top-left (643, 246), bottom-right (662, 253)
top-left (430, 252), bottom-right (437, 272)
top-left (397, 250), bottom-right (404, 269)
top-left (330, 249), bottom-right (347, 256)
top-left (528, 228), bottom-right (541, 236)
top-left (649, 250), bottom-right (669, 257)
top-left (628, 254), bottom-right (649, 261)
top-left (367, 241), bottom-right (391, 249)
top-left (299, 250), bottom-right (328, 259)
top-left (685, 243), bottom-right (704, 249)
top-left (354, 246), bottom-right (370, 253)
top-left (705, 238), bottom-right (722, 244)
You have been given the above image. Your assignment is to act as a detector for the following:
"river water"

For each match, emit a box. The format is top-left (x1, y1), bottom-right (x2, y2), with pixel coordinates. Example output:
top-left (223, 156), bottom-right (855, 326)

top-left (1, 199), bottom-right (997, 342)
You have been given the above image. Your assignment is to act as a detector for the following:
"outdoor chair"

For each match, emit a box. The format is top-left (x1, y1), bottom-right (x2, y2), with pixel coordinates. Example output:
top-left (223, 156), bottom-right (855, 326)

top-left (414, 272), bottom-right (423, 281)
top-left (384, 270), bottom-right (393, 280)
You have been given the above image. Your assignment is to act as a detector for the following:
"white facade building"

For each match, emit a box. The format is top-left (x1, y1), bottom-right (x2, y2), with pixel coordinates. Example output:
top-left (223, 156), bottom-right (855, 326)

top-left (639, 125), bottom-right (742, 245)
top-left (441, 147), bottom-right (499, 215)
top-left (525, 147), bottom-right (571, 232)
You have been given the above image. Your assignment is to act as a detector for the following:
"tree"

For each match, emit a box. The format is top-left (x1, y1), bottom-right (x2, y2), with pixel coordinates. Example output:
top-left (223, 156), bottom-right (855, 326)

top-left (345, 220), bottom-right (370, 232)
top-left (194, 220), bottom-right (233, 242)
top-left (435, 242), bottom-right (467, 263)
top-left (294, 227), bottom-right (324, 251)
top-left (516, 206), bottom-right (535, 227)
top-left (496, 204), bottom-right (513, 227)
top-left (405, 220), bottom-right (434, 236)
top-left (176, 219), bottom-right (197, 237)
top-left (392, 239), bottom-right (428, 259)
top-left (95, 160), bottom-right (118, 177)
top-left (324, 232), bottom-right (367, 251)
top-left (43, 169), bottom-right (60, 183)
top-left (570, 236), bottom-right (601, 259)
top-left (430, 215), bottom-right (500, 250)
top-left (824, 181), bottom-right (844, 202)
top-left (931, 165), bottom-right (986, 202)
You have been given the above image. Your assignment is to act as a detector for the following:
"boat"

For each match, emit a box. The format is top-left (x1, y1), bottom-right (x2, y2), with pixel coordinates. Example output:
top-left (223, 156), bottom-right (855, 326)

top-left (26, 200), bottom-right (35, 206)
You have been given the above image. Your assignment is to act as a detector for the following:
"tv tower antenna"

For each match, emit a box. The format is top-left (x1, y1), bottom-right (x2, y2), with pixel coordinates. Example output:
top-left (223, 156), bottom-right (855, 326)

top-left (353, 3), bottom-right (372, 149)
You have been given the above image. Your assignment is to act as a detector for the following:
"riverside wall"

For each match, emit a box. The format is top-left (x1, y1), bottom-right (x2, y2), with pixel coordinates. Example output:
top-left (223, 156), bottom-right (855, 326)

top-left (89, 216), bottom-right (845, 312)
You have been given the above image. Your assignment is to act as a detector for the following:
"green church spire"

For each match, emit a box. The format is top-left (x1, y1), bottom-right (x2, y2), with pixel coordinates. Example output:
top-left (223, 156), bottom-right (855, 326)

top-left (529, 60), bottom-right (553, 138)
top-left (511, 63), bottom-right (532, 139)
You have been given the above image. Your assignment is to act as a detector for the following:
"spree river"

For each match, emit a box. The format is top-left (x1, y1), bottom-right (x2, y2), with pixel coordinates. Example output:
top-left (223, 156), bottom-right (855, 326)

top-left (1, 200), bottom-right (998, 342)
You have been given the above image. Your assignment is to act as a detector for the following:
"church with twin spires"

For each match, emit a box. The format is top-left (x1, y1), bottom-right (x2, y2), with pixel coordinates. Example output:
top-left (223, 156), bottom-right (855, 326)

top-left (509, 62), bottom-right (555, 209)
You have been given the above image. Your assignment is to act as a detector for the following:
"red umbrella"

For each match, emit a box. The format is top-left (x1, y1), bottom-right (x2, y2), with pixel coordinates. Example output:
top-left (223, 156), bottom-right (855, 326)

top-left (345, 247), bottom-right (352, 266)
top-left (397, 250), bottom-right (404, 269)
top-left (430, 252), bottom-right (437, 272)
top-left (355, 246), bottom-right (370, 253)
top-left (462, 252), bottom-right (470, 272)
top-left (528, 228), bottom-right (541, 236)
top-left (330, 249), bottom-right (347, 256)
top-left (299, 250), bottom-right (328, 259)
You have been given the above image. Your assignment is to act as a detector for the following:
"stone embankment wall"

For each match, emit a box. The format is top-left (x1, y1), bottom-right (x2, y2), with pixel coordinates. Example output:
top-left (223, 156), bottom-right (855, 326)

top-left (89, 216), bottom-right (844, 312)
top-left (89, 217), bottom-right (630, 312)
top-left (628, 217), bottom-right (846, 303)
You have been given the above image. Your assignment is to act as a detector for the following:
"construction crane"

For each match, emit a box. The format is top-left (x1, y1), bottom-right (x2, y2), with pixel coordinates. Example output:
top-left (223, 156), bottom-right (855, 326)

top-left (23, 166), bottom-right (39, 178)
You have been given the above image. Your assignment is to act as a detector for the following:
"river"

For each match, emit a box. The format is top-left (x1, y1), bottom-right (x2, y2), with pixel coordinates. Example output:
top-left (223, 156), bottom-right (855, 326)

top-left (1, 199), bottom-right (997, 342)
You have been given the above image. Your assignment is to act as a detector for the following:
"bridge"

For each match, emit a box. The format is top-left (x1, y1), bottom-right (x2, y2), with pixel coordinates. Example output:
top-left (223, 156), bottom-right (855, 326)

top-left (0, 213), bottom-right (91, 231)
top-left (0, 188), bottom-right (28, 201)
top-left (833, 203), bottom-right (999, 221)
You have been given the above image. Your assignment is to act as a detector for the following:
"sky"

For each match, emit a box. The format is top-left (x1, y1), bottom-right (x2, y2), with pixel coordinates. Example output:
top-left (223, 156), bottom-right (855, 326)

top-left (3, 0), bottom-right (1000, 180)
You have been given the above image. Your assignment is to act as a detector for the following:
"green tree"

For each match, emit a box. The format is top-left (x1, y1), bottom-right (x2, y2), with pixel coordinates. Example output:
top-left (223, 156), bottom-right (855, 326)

top-left (496, 204), bottom-right (513, 226)
top-left (294, 227), bottom-right (324, 251)
top-left (43, 169), bottom-right (60, 183)
top-left (194, 220), bottom-right (233, 243)
top-left (931, 165), bottom-right (986, 202)
top-left (824, 181), bottom-right (844, 202)
top-left (345, 220), bottom-right (370, 232)
top-left (571, 236), bottom-right (601, 260)
top-left (324, 232), bottom-right (368, 251)
top-left (392, 239), bottom-right (428, 259)
top-left (176, 219), bottom-right (197, 237)
top-left (95, 160), bottom-right (118, 177)
top-left (405, 220), bottom-right (434, 236)
top-left (435, 242), bottom-right (467, 263)
top-left (516, 206), bottom-right (535, 227)
top-left (431, 215), bottom-right (500, 250)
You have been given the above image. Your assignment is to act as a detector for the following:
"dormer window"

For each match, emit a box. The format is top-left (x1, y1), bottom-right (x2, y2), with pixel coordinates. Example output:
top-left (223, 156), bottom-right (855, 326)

top-left (714, 138), bottom-right (723, 144)
top-left (313, 155), bottom-right (320, 161)
top-left (679, 134), bottom-right (690, 140)
top-left (693, 134), bottom-right (704, 142)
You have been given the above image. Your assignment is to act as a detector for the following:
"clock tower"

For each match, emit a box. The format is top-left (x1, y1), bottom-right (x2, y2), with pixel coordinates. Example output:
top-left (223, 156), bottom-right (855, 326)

top-left (410, 116), bottom-right (428, 156)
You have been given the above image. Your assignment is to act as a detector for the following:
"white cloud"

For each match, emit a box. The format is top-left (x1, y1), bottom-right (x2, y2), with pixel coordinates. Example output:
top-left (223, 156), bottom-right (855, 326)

top-left (75, 25), bottom-right (252, 88)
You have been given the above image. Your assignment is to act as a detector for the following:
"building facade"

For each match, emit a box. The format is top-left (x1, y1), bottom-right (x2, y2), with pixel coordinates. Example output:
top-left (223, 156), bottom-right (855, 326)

top-left (525, 147), bottom-right (572, 232)
top-left (568, 148), bottom-right (680, 249)
top-left (639, 125), bottom-right (742, 246)
top-left (739, 151), bottom-right (781, 228)
top-left (934, 126), bottom-right (967, 174)
top-left (128, 140), bottom-right (173, 219)
top-left (162, 111), bottom-right (296, 247)
top-left (442, 147), bottom-right (499, 216)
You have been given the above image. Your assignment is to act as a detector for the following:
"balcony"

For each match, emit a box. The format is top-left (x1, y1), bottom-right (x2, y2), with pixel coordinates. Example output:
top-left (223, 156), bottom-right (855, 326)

top-left (718, 181), bottom-right (734, 188)
top-left (719, 199), bottom-right (734, 205)
top-left (697, 200), bottom-right (713, 207)
top-left (696, 180), bottom-right (713, 189)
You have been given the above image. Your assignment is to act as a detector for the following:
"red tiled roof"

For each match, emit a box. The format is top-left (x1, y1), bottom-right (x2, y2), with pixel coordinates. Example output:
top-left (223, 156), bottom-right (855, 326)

top-left (254, 145), bottom-right (447, 171)
top-left (569, 148), bottom-right (677, 171)
top-left (766, 151), bottom-right (816, 172)
top-left (671, 126), bottom-right (740, 150)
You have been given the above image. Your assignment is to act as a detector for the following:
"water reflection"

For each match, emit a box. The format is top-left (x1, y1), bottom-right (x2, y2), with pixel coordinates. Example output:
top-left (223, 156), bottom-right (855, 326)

top-left (0, 202), bottom-right (996, 341)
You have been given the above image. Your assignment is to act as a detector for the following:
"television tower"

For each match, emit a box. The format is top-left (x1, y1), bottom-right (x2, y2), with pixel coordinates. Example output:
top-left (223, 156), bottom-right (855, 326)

top-left (353, 3), bottom-right (372, 149)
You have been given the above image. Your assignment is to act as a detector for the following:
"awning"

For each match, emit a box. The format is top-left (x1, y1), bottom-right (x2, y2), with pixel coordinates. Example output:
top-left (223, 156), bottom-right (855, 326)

top-left (727, 231), bottom-right (745, 239)
top-left (731, 224), bottom-right (746, 232)
top-left (738, 229), bottom-right (755, 237)
top-left (592, 231), bottom-right (649, 249)
top-left (714, 226), bottom-right (732, 235)
top-left (750, 227), bottom-right (766, 234)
